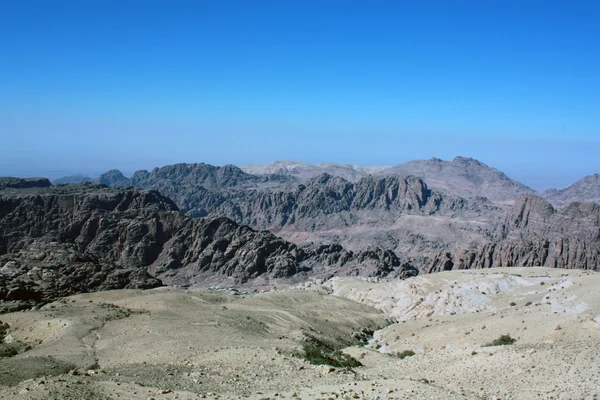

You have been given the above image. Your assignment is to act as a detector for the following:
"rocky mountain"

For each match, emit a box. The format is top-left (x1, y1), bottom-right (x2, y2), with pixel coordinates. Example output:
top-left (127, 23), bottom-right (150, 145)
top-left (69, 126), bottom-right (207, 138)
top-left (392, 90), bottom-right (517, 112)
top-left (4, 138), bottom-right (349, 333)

top-left (0, 183), bottom-right (416, 309)
top-left (543, 174), bottom-right (600, 207)
top-left (53, 175), bottom-right (93, 184)
top-left (94, 167), bottom-right (502, 262)
top-left (242, 160), bottom-right (389, 183)
top-left (377, 157), bottom-right (536, 202)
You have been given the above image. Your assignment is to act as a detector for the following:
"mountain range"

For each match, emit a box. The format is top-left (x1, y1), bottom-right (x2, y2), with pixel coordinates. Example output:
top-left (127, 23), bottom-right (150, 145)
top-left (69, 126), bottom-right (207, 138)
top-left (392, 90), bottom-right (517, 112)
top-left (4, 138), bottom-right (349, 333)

top-left (1, 156), bottom-right (598, 307)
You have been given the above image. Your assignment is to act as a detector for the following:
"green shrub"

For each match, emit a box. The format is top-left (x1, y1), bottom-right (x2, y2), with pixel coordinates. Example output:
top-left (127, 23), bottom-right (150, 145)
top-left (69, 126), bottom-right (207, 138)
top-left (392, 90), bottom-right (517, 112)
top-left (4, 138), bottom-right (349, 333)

top-left (484, 334), bottom-right (516, 347)
top-left (303, 341), bottom-right (362, 369)
top-left (397, 350), bottom-right (415, 359)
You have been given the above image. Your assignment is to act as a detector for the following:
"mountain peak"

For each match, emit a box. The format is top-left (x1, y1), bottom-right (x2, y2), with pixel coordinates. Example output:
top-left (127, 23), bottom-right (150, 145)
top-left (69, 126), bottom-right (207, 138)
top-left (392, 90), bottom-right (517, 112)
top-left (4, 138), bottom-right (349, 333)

top-left (377, 157), bottom-right (534, 202)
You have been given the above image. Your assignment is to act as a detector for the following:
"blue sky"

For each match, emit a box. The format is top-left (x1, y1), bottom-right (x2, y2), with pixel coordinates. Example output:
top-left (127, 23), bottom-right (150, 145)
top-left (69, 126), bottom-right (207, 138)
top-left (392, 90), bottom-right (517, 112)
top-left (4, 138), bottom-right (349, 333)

top-left (1, 0), bottom-right (599, 190)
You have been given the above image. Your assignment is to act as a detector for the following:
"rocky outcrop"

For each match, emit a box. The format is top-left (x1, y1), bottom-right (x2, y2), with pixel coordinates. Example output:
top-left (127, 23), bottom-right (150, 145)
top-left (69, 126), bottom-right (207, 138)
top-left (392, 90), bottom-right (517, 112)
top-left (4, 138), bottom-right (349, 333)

top-left (0, 184), bottom-right (416, 307)
top-left (544, 174), bottom-right (600, 207)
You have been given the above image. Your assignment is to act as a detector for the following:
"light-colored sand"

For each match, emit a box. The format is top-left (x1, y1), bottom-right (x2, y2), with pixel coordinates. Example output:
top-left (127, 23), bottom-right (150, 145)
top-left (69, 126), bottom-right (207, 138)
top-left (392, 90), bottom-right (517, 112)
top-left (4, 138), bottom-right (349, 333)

top-left (0, 267), bottom-right (599, 399)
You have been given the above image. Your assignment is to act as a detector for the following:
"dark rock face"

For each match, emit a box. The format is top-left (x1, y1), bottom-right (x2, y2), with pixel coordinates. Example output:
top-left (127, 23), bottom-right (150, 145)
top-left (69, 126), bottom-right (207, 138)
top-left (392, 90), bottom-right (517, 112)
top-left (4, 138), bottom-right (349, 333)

top-left (0, 184), bottom-right (175, 306)
top-left (0, 184), bottom-right (416, 307)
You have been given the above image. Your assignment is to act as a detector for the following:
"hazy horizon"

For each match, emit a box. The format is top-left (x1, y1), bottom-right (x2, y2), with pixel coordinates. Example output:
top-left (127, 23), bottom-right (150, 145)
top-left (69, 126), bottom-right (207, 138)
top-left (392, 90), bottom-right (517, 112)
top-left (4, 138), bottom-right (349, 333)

top-left (2, 1), bottom-right (599, 191)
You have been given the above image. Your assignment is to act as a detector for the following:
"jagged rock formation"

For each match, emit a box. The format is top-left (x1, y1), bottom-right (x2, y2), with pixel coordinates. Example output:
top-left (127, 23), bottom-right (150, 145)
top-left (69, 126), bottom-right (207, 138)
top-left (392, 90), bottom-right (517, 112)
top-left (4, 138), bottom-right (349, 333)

top-left (242, 160), bottom-right (388, 182)
top-left (53, 175), bottom-right (93, 184)
top-left (0, 177), bottom-right (52, 189)
top-left (206, 174), bottom-right (497, 232)
top-left (426, 195), bottom-right (600, 273)
top-left (377, 157), bottom-right (536, 202)
top-left (543, 174), bottom-right (600, 207)
top-left (0, 184), bottom-right (416, 308)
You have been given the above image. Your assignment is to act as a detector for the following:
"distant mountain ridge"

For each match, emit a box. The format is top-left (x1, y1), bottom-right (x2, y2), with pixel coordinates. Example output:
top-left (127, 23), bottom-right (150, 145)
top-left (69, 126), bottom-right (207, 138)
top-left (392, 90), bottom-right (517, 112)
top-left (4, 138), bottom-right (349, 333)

top-left (0, 177), bottom-right (51, 189)
top-left (543, 174), bottom-right (600, 207)
top-left (53, 175), bottom-right (93, 184)
top-left (242, 157), bottom-right (536, 203)
top-left (376, 157), bottom-right (536, 202)
top-left (242, 161), bottom-right (388, 183)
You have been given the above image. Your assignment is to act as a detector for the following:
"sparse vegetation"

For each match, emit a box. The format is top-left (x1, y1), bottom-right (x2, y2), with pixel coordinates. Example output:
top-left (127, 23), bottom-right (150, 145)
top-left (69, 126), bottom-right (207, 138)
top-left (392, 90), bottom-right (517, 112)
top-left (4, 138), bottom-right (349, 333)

top-left (510, 302), bottom-right (517, 306)
top-left (525, 301), bottom-right (533, 306)
top-left (485, 334), bottom-right (516, 347)
top-left (471, 350), bottom-right (478, 355)
top-left (303, 338), bottom-right (362, 369)
top-left (397, 350), bottom-right (415, 359)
